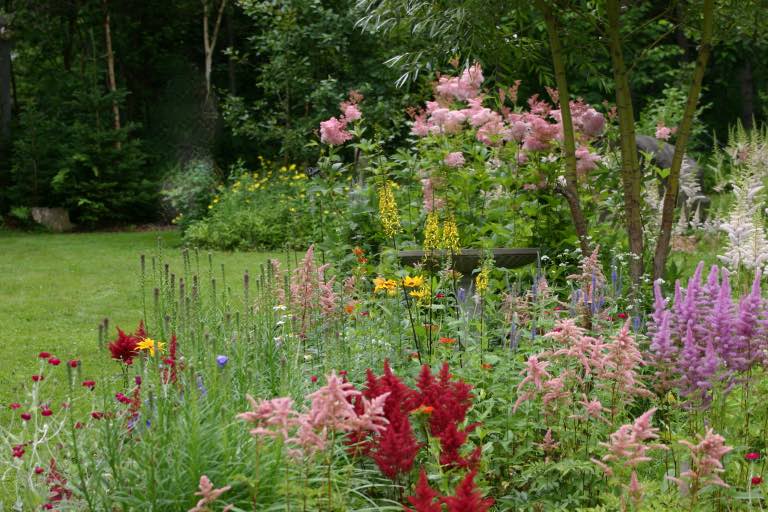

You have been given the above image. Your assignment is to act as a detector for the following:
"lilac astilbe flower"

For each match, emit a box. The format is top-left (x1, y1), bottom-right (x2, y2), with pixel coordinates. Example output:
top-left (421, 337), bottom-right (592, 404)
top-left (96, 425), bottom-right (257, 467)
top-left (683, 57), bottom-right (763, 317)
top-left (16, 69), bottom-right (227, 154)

top-left (736, 270), bottom-right (764, 369)
top-left (669, 428), bottom-right (732, 491)
top-left (648, 311), bottom-right (677, 392)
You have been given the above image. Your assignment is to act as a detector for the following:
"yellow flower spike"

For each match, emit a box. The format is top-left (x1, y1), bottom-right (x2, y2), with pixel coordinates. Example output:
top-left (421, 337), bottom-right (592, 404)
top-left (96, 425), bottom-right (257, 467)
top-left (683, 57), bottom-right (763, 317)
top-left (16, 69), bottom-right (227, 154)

top-left (403, 275), bottom-right (425, 288)
top-left (442, 215), bottom-right (461, 254)
top-left (423, 212), bottom-right (440, 252)
top-left (475, 267), bottom-right (490, 295)
top-left (377, 181), bottom-right (401, 238)
top-left (136, 338), bottom-right (165, 356)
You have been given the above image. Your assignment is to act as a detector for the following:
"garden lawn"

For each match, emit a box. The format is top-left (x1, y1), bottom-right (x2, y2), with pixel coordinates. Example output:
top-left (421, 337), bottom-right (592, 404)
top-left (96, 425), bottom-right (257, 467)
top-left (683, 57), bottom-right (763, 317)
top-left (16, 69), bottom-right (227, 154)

top-left (0, 230), bottom-right (277, 409)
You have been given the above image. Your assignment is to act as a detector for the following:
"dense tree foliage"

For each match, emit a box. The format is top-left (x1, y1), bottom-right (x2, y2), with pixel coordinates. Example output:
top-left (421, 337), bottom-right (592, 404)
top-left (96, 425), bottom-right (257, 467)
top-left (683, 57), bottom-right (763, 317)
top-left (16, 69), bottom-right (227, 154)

top-left (0, 0), bottom-right (765, 227)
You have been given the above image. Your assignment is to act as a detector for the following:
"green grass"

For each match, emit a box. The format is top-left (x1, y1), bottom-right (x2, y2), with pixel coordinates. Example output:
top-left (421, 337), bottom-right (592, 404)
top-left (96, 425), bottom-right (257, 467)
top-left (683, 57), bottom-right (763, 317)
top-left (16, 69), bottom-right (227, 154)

top-left (0, 230), bottom-right (278, 408)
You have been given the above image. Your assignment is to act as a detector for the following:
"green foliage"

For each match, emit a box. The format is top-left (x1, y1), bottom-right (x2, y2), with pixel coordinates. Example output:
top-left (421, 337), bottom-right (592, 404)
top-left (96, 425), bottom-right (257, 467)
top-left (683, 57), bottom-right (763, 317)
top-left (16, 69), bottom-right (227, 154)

top-left (161, 159), bottom-right (219, 228)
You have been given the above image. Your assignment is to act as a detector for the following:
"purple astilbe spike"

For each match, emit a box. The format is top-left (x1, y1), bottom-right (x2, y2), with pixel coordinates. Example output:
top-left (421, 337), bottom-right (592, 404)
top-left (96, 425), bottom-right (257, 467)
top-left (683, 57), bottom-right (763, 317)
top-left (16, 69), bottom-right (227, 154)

top-left (647, 279), bottom-right (668, 340)
top-left (710, 269), bottom-right (741, 372)
top-left (649, 311), bottom-right (677, 392)
top-left (736, 270), bottom-right (764, 370)
top-left (677, 324), bottom-right (706, 400)
top-left (704, 265), bottom-right (720, 303)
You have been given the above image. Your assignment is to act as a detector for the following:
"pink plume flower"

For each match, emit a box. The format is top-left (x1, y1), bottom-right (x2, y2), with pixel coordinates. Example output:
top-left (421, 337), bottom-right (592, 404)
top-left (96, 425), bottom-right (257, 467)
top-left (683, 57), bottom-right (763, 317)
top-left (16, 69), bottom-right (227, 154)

top-left (444, 152), bottom-right (465, 168)
top-left (670, 428), bottom-right (733, 489)
top-left (575, 146), bottom-right (602, 175)
top-left (189, 475), bottom-right (233, 512)
top-left (655, 122), bottom-right (672, 141)
top-left (341, 101), bottom-right (362, 122)
top-left (320, 117), bottom-right (352, 145)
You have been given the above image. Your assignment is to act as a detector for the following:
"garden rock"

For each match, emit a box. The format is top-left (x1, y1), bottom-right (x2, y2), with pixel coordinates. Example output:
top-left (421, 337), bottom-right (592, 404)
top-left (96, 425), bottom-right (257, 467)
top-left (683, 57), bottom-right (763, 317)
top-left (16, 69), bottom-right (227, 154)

top-left (31, 207), bottom-right (74, 232)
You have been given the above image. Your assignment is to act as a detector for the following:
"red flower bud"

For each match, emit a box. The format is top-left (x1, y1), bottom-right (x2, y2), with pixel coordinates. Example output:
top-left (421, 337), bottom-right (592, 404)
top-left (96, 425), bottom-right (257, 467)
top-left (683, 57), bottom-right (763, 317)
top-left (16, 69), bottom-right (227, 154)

top-left (48, 357), bottom-right (61, 366)
top-left (75, 422), bottom-right (84, 429)
top-left (339, 370), bottom-right (348, 376)
top-left (91, 411), bottom-right (104, 420)
top-left (310, 375), bottom-right (318, 383)
top-left (746, 452), bottom-right (761, 461)
top-left (752, 476), bottom-right (763, 485)
top-left (68, 359), bottom-right (79, 368)
top-left (617, 312), bottom-right (628, 319)
top-left (31, 375), bottom-right (44, 382)
top-left (82, 380), bottom-right (96, 390)
top-left (34, 466), bottom-right (44, 474)
top-left (38, 352), bottom-right (51, 359)
top-left (9, 403), bottom-right (21, 410)
top-left (20, 412), bottom-right (31, 421)
top-left (40, 408), bottom-right (52, 417)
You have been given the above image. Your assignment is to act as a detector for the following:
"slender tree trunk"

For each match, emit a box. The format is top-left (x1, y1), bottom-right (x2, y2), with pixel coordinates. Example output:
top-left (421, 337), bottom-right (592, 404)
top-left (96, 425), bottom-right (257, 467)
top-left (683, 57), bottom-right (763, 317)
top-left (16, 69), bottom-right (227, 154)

top-left (606, 0), bottom-right (644, 286)
top-left (652, 0), bottom-right (714, 280)
top-left (202, 0), bottom-right (227, 98)
top-left (536, 0), bottom-right (591, 255)
top-left (740, 59), bottom-right (754, 129)
top-left (226, 3), bottom-right (237, 96)
top-left (0, 15), bottom-right (11, 143)
top-left (103, 0), bottom-right (121, 148)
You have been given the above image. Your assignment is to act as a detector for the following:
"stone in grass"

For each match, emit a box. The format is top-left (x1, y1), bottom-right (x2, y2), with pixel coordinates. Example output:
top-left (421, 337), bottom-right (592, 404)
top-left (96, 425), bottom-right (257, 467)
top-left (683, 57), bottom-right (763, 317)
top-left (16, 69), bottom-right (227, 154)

top-left (31, 207), bottom-right (74, 232)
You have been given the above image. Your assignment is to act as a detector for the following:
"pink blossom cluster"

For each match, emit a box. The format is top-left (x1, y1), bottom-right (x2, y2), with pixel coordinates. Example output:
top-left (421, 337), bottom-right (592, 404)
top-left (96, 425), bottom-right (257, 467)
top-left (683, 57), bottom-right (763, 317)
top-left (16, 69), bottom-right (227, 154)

top-left (237, 371), bottom-right (389, 459)
top-left (319, 92), bottom-right (363, 145)
top-left (515, 317), bottom-right (648, 412)
top-left (669, 428), bottom-right (732, 490)
top-left (410, 64), bottom-right (604, 170)
top-left (592, 408), bottom-right (668, 508)
top-left (289, 245), bottom-right (340, 335)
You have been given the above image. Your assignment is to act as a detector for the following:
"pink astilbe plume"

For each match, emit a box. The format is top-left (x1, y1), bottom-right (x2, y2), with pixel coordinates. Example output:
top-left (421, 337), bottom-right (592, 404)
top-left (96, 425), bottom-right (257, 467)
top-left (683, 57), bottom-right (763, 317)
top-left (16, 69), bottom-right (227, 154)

top-left (575, 146), bottom-right (601, 176)
top-left (269, 259), bottom-right (286, 305)
top-left (544, 318), bottom-right (587, 345)
top-left (601, 321), bottom-right (651, 399)
top-left (669, 428), bottom-right (732, 490)
top-left (421, 177), bottom-right (445, 213)
top-left (593, 408), bottom-right (667, 476)
top-left (444, 151), bottom-right (465, 168)
top-left (435, 63), bottom-right (484, 101)
top-left (237, 395), bottom-right (298, 440)
top-left (189, 475), bottom-right (233, 512)
top-left (592, 408), bottom-right (667, 509)
top-left (517, 356), bottom-right (550, 392)
top-left (306, 371), bottom-right (362, 431)
top-left (441, 469), bottom-right (494, 512)
top-left (404, 469), bottom-right (442, 512)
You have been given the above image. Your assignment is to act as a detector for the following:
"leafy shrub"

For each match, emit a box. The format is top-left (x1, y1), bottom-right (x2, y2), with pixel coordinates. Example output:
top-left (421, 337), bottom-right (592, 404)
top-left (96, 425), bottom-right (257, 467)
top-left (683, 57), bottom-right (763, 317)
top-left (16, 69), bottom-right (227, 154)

top-left (162, 159), bottom-right (218, 228)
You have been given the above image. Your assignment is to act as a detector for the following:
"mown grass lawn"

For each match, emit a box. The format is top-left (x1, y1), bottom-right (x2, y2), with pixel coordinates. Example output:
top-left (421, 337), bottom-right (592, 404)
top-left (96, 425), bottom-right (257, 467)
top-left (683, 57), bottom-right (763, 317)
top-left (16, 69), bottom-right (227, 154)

top-left (0, 230), bottom-right (277, 409)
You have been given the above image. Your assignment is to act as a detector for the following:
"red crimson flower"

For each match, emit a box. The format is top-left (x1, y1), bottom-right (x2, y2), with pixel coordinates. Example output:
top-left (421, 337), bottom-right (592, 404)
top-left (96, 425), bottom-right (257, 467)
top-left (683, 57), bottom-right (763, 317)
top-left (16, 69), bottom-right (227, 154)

top-left (746, 452), bottom-right (761, 461)
top-left (68, 359), bottom-right (79, 368)
top-left (9, 403), bottom-right (21, 410)
top-left (115, 393), bottom-right (132, 404)
top-left (32, 375), bottom-right (44, 382)
top-left (82, 380), bottom-right (96, 390)
top-left (91, 412), bottom-right (104, 420)
top-left (435, 293), bottom-right (445, 299)
top-left (21, 412), bottom-right (32, 421)
top-left (310, 375), bottom-right (318, 383)
top-left (38, 352), bottom-right (51, 359)
top-left (41, 407), bottom-right (53, 417)
top-left (404, 469), bottom-right (442, 512)
top-left (339, 370), bottom-right (348, 377)
top-left (75, 422), bottom-right (84, 429)
top-left (34, 466), bottom-right (45, 475)
top-left (108, 323), bottom-right (146, 364)
top-left (48, 357), bottom-right (61, 366)
top-left (617, 312), bottom-right (628, 319)
top-left (43, 504), bottom-right (53, 510)
top-left (12, 446), bottom-right (24, 458)
top-left (753, 476), bottom-right (763, 485)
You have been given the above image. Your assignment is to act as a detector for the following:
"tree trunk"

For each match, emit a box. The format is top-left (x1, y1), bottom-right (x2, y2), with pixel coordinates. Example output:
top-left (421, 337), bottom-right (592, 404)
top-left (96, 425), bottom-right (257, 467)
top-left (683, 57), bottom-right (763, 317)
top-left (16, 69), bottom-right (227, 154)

top-left (0, 14), bottom-right (11, 143)
top-left (536, 0), bottom-right (591, 255)
top-left (740, 59), bottom-right (754, 129)
top-left (202, 0), bottom-right (227, 98)
top-left (652, 0), bottom-right (714, 280)
top-left (226, 3), bottom-right (237, 96)
top-left (606, 0), bottom-right (644, 285)
top-left (103, 0), bottom-right (121, 148)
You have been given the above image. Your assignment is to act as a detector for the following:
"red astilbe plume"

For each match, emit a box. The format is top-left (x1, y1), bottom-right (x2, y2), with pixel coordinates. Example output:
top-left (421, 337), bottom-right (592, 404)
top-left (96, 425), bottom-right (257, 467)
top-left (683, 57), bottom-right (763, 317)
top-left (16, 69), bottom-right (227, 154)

top-left (361, 361), bottom-right (421, 477)
top-left (108, 327), bottom-right (140, 364)
top-left (108, 321), bottom-right (147, 364)
top-left (373, 408), bottom-right (421, 479)
top-left (417, 363), bottom-right (473, 436)
top-left (404, 469), bottom-right (442, 512)
top-left (441, 469), bottom-right (494, 512)
top-left (438, 422), bottom-right (482, 469)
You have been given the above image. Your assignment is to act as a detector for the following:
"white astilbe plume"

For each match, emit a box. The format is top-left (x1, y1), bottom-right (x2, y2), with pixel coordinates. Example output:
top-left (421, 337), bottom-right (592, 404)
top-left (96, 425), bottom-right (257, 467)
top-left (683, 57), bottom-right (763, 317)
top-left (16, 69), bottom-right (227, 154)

top-left (719, 180), bottom-right (768, 272)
